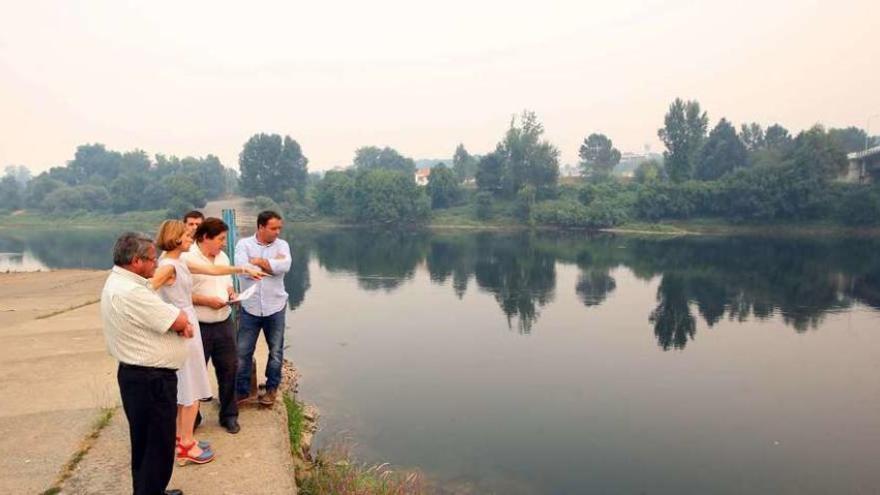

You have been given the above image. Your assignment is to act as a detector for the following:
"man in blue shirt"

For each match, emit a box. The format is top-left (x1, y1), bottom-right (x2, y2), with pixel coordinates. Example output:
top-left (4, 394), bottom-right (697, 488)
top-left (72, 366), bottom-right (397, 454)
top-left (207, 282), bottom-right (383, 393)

top-left (234, 210), bottom-right (292, 406)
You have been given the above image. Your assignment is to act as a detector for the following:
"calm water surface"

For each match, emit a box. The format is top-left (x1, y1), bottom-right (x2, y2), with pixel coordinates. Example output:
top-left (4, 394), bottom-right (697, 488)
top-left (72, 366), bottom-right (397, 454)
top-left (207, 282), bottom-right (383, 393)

top-left (5, 228), bottom-right (880, 494)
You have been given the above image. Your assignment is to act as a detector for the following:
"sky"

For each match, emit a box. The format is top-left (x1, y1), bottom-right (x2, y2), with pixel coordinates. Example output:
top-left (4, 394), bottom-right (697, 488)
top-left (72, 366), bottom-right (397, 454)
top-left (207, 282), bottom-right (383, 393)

top-left (1, 0), bottom-right (879, 173)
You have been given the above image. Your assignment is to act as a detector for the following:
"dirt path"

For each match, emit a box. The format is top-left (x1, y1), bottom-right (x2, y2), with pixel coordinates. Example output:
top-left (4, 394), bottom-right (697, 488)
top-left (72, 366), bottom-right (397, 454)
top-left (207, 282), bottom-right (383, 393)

top-left (202, 197), bottom-right (257, 230)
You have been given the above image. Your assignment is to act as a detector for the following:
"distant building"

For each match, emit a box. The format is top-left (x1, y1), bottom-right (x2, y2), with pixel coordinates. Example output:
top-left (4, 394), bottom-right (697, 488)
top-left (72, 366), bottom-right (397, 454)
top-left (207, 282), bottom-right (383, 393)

top-left (614, 151), bottom-right (663, 177)
top-left (415, 167), bottom-right (432, 186)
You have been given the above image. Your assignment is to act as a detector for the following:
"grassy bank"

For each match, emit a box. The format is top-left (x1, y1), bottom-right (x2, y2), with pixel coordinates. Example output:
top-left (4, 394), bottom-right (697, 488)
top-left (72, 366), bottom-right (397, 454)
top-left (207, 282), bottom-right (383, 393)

top-left (284, 395), bottom-right (425, 495)
top-left (4, 206), bottom-right (877, 238)
top-left (0, 210), bottom-right (168, 230)
top-left (296, 214), bottom-right (880, 237)
top-left (609, 219), bottom-right (880, 237)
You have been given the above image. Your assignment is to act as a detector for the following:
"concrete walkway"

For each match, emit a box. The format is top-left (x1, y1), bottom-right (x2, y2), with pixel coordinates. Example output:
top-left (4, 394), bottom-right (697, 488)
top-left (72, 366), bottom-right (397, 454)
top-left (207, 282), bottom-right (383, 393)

top-left (0, 270), bottom-right (114, 495)
top-left (0, 270), bottom-right (296, 495)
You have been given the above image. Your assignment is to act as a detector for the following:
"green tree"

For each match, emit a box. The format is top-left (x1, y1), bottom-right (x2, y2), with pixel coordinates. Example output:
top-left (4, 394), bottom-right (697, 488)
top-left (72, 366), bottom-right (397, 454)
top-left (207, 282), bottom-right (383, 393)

top-left (764, 124), bottom-right (792, 150)
top-left (109, 174), bottom-right (148, 212)
top-left (789, 125), bottom-right (848, 181)
top-left (828, 127), bottom-right (871, 153)
top-left (497, 111), bottom-right (560, 196)
top-left (452, 144), bottom-right (478, 183)
top-left (353, 169), bottom-right (429, 225)
top-left (180, 154), bottom-right (229, 200)
top-left (658, 98), bottom-right (708, 182)
top-left (475, 149), bottom-right (505, 194)
top-left (475, 191), bottom-right (493, 220)
top-left (4, 165), bottom-right (31, 188)
top-left (426, 163), bottom-right (461, 209)
top-left (353, 146), bottom-right (416, 174)
top-left (314, 170), bottom-right (356, 217)
top-left (0, 175), bottom-right (22, 210)
top-left (634, 159), bottom-right (663, 183)
top-left (514, 184), bottom-right (536, 222)
top-left (695, 118), bottom-right (748, 180)
top-left (279, 137), bottom-right (309, 197)
top-left (578, 133), bottom-right (621, 180)
top-left (42, 185), bottom-right (111, 213)
top-left (68, 144), bottom-right (123, 184)
top-left (46, 165), bottom-right (76, 185)
top-left (143, 175), bottom-right (206, 216)
top-left (120, 150), bottom-right (151, 176)
top-left (740, 123), bottom-right (765, 152)
top-left (25, 174), bottom-right (65, 208)
top-left (239, 133), bottom-right (309, 201)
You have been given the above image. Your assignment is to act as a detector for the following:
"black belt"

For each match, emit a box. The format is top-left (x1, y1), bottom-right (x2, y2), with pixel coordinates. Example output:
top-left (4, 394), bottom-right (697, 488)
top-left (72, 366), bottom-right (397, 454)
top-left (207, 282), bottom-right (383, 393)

top-left (119, 362), bottom-right (177, 374)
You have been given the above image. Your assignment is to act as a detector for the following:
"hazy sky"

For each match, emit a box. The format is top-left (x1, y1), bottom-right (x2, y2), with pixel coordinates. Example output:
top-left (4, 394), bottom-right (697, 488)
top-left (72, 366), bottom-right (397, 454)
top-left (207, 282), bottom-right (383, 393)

top-left (2, 0), bottom-right (879, 173)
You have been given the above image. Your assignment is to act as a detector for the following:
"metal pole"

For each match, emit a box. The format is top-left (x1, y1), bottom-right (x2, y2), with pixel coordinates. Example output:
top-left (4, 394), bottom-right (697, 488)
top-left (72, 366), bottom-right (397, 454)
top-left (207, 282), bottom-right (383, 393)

top-left (865, 114), bottom-right (880, 183)
top-left (867, 114), bottom-right (880, 154)
top-left (222, 208), bottom-right (239, 293)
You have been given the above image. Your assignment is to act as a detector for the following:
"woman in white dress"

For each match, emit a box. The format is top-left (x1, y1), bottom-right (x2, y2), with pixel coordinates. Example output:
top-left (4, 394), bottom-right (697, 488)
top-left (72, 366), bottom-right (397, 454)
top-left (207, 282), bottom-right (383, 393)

top-left (151, 220), bottom-right (263, 465)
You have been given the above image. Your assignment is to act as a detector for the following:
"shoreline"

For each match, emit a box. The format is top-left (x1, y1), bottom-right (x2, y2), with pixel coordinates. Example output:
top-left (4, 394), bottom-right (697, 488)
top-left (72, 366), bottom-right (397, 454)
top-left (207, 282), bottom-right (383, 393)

top-left (3, 202), bottom-right (879, 238)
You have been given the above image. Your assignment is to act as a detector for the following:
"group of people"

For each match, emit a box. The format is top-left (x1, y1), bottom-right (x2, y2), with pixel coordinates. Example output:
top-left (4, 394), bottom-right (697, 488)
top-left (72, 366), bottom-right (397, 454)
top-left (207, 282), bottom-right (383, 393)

top-left (100, 210), bottom-right (292, 495)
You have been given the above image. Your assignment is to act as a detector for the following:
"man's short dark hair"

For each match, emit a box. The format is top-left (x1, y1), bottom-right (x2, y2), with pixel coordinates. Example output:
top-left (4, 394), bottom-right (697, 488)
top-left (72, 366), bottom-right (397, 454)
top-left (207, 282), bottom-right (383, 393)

top-left (113, 232), bottom-right (154, 266)
top-left (195, 217), bottom-right (229, 242)
top-left (257, 210), bottom-right (282, 228)
top-left (183, 210), bottom-right (205, 222)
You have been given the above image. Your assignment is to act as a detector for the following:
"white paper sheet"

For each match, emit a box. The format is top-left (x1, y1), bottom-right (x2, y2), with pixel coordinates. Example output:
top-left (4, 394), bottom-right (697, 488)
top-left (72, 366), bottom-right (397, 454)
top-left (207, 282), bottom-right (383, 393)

top-left (228, 283), bottom-right (258, 304)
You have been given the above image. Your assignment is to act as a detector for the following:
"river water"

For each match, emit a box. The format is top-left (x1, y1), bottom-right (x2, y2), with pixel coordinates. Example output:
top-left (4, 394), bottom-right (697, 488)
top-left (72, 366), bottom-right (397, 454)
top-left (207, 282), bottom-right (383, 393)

top-left (6, 228), bottom-right (880, 493)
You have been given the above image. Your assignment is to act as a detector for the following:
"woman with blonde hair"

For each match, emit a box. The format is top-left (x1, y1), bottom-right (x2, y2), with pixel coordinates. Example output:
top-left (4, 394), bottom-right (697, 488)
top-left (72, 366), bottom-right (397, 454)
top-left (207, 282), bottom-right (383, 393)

top-left (151, 219), bottom-right (264, 465)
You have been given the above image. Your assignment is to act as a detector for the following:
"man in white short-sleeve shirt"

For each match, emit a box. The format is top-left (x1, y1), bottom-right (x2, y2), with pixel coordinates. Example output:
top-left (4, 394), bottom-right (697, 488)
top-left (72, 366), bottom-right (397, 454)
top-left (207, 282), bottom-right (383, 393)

top-left (101, 232), bottom-right (191, 495)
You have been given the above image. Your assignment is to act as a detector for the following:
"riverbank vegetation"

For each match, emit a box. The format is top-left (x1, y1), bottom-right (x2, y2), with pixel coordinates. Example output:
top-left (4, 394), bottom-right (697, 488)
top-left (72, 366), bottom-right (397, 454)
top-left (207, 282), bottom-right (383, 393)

top-left (3, 98), bottom-right (878, 230)
top-left (284, 394), bottom-right (425, 495)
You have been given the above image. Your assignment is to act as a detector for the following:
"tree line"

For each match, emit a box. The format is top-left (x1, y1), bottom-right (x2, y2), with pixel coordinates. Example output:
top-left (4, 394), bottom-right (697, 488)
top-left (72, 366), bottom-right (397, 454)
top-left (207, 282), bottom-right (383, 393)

top-left (0, 144), bottom-right (238, 217)
top-left (3, 99), bottom-right (878, 227)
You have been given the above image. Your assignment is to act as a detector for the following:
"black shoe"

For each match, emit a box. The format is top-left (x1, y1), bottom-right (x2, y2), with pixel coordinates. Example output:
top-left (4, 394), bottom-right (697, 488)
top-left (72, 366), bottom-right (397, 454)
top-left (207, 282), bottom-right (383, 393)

top-left (165, 490), bottom-right (183, 495)
top-left (194, 411), bottom-right (202, 430)
top-left (221, 418), bottom-right (241, 434)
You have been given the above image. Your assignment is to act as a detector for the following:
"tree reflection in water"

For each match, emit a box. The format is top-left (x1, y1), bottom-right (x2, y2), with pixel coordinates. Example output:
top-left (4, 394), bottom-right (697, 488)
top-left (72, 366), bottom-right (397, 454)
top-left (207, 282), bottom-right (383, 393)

top-left (12, 228), bottom-right (880, 351)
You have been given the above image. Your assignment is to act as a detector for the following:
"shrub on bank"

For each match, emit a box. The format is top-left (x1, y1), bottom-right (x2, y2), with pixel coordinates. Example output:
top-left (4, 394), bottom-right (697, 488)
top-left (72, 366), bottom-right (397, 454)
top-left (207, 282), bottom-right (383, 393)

top-left (300, 443), bottom-right (426, 495)
top-left (532, 199), bottom-right (626, 228)
top-left (832, 184), bottom-right (880, 226)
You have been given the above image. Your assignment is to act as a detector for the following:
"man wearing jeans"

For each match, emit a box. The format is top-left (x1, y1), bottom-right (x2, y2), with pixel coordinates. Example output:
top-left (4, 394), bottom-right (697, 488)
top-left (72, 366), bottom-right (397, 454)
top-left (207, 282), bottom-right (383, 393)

top-left (234, 210), bottom-right (291, 406)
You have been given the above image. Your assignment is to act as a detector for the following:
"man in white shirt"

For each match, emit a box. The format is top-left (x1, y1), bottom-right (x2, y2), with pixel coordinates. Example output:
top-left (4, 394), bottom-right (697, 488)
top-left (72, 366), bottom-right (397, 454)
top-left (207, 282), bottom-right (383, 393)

top-left (101, 232), bottom-right (192, 495)
top-left (181, 217), bottom-right (240, 433)
top-left (234, 210), bottom-right (291, 406)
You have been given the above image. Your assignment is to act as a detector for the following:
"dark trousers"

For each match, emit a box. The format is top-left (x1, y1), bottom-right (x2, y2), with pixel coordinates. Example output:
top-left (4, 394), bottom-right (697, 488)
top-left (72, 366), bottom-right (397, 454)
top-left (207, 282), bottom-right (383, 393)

top-left (236, 309), bottom-right (286, 396)
top-left (201, 316), bottom-right (239, 422)
top-left (117, 363), bottom-right (177, 495)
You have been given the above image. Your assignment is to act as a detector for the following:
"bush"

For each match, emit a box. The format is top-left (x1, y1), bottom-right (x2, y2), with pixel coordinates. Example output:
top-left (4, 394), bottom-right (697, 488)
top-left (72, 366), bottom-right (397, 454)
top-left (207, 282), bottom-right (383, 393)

top-left (833, 185), bottom-right (880, 226)
top-left (251, 195), bottom-right (282, 213)
top-left (475, 191), bottom-right (493, 220)
top-left (514, 185), bottom-right (536, 223)
top-left (42, 185), bottom-right (111, 214)
top-left (533, 199), bottom-right (626, 229)
top-left (426, 164), bottom-right (461, 209)
top-left (315, 171), bottom-right (356, 218)
top-left (353, 169), bottom-right (430, 226)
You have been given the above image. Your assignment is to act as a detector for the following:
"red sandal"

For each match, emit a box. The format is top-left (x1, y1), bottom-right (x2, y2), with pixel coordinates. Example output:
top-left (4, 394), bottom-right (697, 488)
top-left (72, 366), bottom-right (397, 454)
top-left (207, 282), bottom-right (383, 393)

top-left (176, 440), bottom-right (215, 466)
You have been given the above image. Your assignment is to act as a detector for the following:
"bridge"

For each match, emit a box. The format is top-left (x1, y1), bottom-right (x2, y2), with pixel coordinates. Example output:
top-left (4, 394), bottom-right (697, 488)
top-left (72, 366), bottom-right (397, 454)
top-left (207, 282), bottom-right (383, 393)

top-left (844, 145), bottom-right (880, 183)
